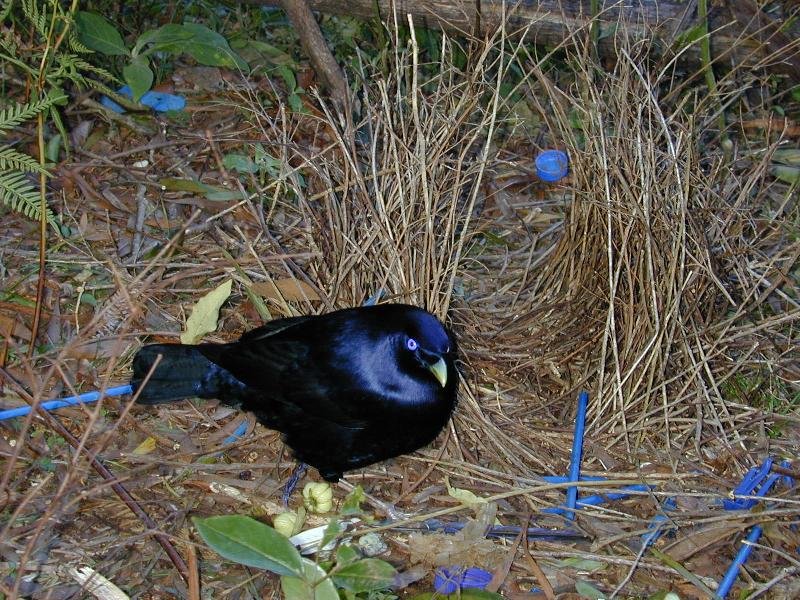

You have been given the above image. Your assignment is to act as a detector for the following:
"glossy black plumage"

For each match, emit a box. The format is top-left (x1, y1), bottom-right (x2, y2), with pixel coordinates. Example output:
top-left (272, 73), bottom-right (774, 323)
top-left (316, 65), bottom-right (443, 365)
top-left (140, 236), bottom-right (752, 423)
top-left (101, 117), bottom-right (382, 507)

top-left (131, 304), bottom-right (458, 481)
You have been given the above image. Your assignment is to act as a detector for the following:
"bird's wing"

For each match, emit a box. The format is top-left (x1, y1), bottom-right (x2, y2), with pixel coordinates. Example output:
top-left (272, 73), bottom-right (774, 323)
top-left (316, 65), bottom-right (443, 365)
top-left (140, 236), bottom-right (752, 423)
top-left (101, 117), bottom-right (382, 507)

top-left (200, 332), bottom-right (369, 429)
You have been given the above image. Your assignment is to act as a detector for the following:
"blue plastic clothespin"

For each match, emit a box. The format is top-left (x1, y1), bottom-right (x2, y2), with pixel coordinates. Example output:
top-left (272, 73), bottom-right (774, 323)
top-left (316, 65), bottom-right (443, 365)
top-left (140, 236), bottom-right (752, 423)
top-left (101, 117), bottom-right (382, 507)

top-left (723, 457), bottom-right (779, 510)
top-left (717, 458), bottom-right (788, 598)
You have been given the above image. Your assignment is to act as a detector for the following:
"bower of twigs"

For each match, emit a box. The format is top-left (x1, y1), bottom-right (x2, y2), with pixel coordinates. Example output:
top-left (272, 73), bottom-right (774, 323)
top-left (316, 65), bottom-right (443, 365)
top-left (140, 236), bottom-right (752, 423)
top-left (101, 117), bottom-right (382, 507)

top-left (2, 13), bottom-right (799, 600)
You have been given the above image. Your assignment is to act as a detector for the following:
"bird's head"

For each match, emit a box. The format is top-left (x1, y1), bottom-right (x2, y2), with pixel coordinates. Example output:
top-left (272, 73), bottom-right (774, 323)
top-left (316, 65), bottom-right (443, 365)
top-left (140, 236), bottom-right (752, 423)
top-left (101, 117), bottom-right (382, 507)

top-left (394, 308), bottom-right (456, 389)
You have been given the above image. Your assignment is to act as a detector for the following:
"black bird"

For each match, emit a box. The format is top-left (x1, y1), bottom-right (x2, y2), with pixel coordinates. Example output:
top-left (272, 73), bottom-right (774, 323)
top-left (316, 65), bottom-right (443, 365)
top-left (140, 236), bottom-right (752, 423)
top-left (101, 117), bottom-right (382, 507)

top-left (131, 304), bottom-right (458, 481)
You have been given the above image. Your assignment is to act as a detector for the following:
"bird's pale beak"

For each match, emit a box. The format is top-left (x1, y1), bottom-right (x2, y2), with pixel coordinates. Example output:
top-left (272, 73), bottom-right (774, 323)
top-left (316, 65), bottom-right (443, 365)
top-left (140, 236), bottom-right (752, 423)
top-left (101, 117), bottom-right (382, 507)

top-left (428, 357), bottom-right (448, 388)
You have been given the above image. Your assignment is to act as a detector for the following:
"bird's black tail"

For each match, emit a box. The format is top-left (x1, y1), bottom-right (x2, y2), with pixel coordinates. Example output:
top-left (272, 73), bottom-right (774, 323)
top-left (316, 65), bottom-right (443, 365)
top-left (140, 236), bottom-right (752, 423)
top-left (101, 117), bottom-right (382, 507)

top-left (131, 344), bottom-right (218, 404)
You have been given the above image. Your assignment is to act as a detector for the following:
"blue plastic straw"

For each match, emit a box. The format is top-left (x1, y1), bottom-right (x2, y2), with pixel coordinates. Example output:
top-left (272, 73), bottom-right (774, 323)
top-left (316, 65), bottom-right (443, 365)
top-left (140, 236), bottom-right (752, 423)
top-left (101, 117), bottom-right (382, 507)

top-left (0, 384), bottom-right (133, 421)
top-left (717, 525), bottom-right (762, 598)
top-left (565, 391), bottom-right (589, 520)
top-left (222, 419), bottom-right (249, 446)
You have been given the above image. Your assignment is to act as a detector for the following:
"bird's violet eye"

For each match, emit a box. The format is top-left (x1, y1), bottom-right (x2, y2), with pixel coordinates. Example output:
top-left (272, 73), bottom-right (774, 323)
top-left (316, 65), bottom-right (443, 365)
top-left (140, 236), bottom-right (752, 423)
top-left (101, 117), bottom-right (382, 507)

top-left (406, 337), bottom-right (418, 351)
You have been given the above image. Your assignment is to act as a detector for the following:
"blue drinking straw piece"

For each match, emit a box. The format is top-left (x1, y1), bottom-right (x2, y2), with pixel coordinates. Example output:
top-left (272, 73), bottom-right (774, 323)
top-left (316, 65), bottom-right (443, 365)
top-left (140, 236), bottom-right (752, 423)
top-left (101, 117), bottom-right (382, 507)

top-left (564, 391), bottom-right (589, 520)
top-left (0, 384), bottom-right (133, 421)
top-left (222, 419), bottom-right (249, 446)
top-left (717, 525), bottom-right (763, 598)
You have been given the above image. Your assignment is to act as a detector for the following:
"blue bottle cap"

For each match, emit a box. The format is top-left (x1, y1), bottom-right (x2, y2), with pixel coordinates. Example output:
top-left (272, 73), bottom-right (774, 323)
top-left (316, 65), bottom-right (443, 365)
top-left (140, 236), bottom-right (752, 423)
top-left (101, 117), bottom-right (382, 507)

top-left (535, 150), bottom-right (569, 182)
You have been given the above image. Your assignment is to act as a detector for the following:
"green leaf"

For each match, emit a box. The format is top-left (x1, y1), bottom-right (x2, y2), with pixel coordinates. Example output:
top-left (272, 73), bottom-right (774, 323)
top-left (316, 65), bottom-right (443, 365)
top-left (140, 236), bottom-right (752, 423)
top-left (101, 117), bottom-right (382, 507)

top-left (673, 23), bottom-right (706, 50)
top-left (335, 544), bottom-right (360, 567)
top-left (223, 153), bottom-right (258, 173)
top-left (281, 558), bottom-right (338, 600)
top-left (574, 579), bottom-right (607, 599)
top-left (45, 134), bottom-right (62, 164)
top-left (123, 56), bottom-right (154, 101)
top-left (149, 23), bottom-right (248, 71)
top-left (319, 519), bottom-right (343, 551)
top-left (333, 558), bottom-right (397, 593)
top-left (340, 485), bottom-right (365, 515)
top-left (75, 12), bottom-right (128, 56)
top-left (193, 515), bottom-right (303, 577)
top-left (158, 177), bottom-right (245, 201)
top-left (133, 24), bottom-right (191, 56)
top-left (181, 279), bottom-right (232, 344)
top-left (232, 38), bottom-right (296, 68)
top-left (278, 65), bottom-right (297, 91)
top-left (288, 93), bottom-right (304, 113)
top-left (771, 164), bottom-right (800, 184)
top-left (554, 557), bottom-right (606, 571)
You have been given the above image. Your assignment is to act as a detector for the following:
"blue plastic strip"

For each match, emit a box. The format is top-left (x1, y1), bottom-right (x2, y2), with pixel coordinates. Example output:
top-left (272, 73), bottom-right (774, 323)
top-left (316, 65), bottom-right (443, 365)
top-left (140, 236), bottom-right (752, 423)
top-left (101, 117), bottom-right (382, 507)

top-left (222, 419), bottom-right (249, 446)
top-left (542, 484), bottom-right (652, 516)
top-left (0, 384), bottom-right (133, 421)
top-left (564, 391), bottom-right (589, 520)
top-left (717, 525), bottom-right (762, 598)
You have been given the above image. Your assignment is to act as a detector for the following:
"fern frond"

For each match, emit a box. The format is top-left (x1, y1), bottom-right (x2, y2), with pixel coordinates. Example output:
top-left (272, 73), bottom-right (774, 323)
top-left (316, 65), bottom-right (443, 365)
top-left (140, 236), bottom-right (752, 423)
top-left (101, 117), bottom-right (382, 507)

top-left (1, 0), bottom-right (13, 21)
top-left (0, 96), bottom-right (66, 133)
top-left (0, 146), bottom-right (48, 173)
top-left (0, 171), bottom-right (58, 229)
top-left (21, 0), bottom-right (46, 38)
top-left (66, 25), bottom-right (93, 55)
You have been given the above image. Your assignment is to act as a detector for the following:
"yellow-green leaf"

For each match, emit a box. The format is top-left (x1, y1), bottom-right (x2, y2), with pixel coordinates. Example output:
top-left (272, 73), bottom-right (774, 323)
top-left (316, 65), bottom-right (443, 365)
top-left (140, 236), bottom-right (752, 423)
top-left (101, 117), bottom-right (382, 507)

top-left (181, 279), bottom-right (232, 344)
top-left (131, 436), bottom-right (156, 455)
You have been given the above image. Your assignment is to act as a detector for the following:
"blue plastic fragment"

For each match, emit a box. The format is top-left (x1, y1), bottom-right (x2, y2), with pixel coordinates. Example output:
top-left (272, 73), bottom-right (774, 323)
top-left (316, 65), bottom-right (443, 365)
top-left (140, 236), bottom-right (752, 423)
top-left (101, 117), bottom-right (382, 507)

top-left (0, 384), bottom-right (133, 421)
top-left (100, 85), bottom-right (186, 113)
top-left (542, 483), bottom-right (653, 516)
top-left (717, 459), bottom-right (792, 598)
top-left (222, 419), bottom-right (249, 446)
top-left (535, 150), bottom-right (569, 182)
top-left (717, 525), bottom-right (763, 599)
top-left (779, 460), bottom-right (795, 489)
top-left (564, 391), bottom-right (589, 520)
top-left (723, 458), bottom-right (780, 510)
top-left (642, 497), bottom-right (677, 547)
top-left (363, 289), bottom-right (386, 307)
top-left (433, 566), bottom-right (492, 594)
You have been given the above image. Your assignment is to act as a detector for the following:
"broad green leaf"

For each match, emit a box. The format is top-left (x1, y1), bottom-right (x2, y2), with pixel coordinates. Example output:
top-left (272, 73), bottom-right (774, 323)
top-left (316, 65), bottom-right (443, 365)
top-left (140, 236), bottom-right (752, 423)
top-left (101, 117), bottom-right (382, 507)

top-left (223, 153), bottom-right (258, 173)
top-left (134, 24), bottom-right (194, 55)
top-left (232, 38), bottom-right (296, 67)
top-left (288, 93), bottom-right (304, 113)
top-left (193, 515), bottom-right (303, 577)
top-left (123, 56), bottom-right (154, 101)
top-left (332, 558), bottom-right (397, 593)
top-left (574, 579), bottom-right (607, 599)
top-left (319, 519), bottom-right (343, 551)
top-left (281, 558), bottom-right (338, 600)
top-left (172, 23), bottom-right (249, 71)
top-left (158, 177), bottom-right (244, 201)
top-left (278, 65), bottom-right (297, 91)
top-left (673, 23), bottom-right (706, 50)
top-left (75, 12), bottom-right (128, 56)
top-left (770, 164), bottom-right (800, 184)
top-left (446, 478), bottom-right (486, 506)
top-left (772, 149), bottom-right (800, 166)
top-left (334, 544), bottom-right (360, 567)
top-left (181, 279), bottom-right (232, 344)
top-left (131, 436), bottom-right (156, 455)
top-left (340, 485), bottom-right (365, 515)
top-left (554, 558), bottom-right (606, 571)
